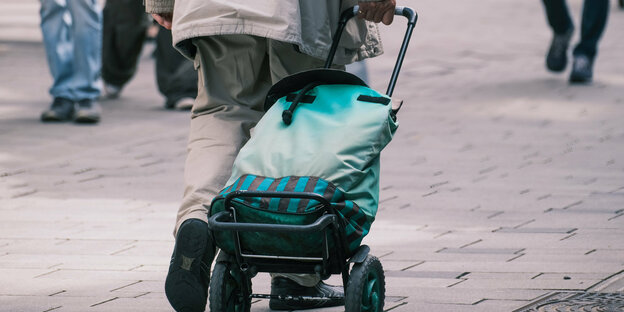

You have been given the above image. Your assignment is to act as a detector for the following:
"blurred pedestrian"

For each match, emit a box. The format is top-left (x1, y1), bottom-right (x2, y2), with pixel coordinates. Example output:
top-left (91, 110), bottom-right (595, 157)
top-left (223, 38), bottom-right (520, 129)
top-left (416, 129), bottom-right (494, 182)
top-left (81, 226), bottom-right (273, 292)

top-left (39, 0), bottom-right (102, 123)
top-left (542, 0), bottom-right (609, 83)
top-left (102, 0), bottom-right (197, 110)
top-left (147, 0), bottom-right (395, 311)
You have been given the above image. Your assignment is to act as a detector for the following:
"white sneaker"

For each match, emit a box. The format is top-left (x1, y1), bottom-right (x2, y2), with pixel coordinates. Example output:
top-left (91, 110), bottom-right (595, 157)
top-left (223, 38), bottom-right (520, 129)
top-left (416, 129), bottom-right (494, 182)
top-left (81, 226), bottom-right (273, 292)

top-left (102, 83), bottom-right (122, 100)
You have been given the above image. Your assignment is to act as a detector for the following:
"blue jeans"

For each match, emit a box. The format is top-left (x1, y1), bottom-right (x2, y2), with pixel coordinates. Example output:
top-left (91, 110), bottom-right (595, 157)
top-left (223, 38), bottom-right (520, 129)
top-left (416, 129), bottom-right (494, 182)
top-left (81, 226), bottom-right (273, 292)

top-left (40, 0), bottom-right (102, 101)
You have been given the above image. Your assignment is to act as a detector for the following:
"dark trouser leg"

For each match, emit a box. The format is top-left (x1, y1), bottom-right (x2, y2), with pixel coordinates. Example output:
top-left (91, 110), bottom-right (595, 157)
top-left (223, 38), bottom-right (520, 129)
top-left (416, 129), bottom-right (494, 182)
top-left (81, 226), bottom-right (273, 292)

top-left (101, 0), bottom-right (149, 87)
top-left (154, 27), bottom-right (198, 104)
top-left (542, 0), bottom-right (574, 34)
top-left (573, 0), bottom-right (609, 59)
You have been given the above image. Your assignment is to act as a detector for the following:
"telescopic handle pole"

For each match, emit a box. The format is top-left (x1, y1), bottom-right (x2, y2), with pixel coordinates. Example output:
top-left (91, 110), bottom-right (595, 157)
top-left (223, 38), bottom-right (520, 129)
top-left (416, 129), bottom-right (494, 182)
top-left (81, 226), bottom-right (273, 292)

top-left (323, 5), bottom-right (418, 97)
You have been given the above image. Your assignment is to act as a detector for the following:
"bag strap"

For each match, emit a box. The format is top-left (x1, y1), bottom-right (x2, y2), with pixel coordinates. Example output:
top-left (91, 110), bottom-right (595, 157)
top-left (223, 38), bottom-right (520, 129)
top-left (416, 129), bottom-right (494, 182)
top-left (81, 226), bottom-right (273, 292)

top-left (282, 81), bottom-right (322, 125)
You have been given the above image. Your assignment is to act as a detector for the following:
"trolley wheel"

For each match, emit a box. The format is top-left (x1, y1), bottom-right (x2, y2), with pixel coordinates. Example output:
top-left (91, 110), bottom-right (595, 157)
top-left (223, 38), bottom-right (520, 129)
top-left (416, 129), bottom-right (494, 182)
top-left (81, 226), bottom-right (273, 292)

top-left (345, 255), bottom-right (385, 312)
top-left (209, 261), bottom-right (251, 312)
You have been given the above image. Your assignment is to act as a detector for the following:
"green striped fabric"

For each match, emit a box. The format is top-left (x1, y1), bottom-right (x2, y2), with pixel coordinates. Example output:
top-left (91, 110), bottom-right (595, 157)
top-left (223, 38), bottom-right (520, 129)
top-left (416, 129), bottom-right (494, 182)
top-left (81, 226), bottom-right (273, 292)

top-left (210, 174), bottom-right (370, 253)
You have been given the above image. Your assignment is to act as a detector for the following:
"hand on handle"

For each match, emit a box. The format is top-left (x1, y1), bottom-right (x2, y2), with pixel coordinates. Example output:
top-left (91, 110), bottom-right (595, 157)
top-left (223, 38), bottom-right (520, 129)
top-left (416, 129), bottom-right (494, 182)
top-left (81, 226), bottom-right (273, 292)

top-left (357, 0), bottom-right (397, 25)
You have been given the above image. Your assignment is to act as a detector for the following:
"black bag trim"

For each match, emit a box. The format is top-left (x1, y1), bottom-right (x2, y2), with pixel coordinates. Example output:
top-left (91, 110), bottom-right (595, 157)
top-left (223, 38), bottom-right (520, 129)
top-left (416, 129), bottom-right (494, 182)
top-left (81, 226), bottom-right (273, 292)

top-left (357, 95), bottom-right (391, 105)
top-left (285, 94), bottom-right (316, 103)
top-left (264, 69), bottom-right (368, 111)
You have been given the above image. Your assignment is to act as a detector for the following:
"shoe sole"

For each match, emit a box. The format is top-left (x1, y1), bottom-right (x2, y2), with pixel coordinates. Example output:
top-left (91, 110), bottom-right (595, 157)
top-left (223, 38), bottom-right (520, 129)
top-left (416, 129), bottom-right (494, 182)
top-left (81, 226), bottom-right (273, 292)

top-left (74, 116), bottom-right (100, 124)
top-left (569, 77), bottom-right (592, 84)
top-left (41, 113), bottom-right (73, 122)
top-left (165, 220), bottom-right (209, 312)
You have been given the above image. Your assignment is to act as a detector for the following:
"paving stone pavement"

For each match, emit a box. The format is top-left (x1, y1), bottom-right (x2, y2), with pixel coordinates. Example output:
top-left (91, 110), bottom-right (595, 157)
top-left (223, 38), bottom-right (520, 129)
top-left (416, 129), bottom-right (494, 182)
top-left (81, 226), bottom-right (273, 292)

top-left (1, 0), bottom-right (623, 311)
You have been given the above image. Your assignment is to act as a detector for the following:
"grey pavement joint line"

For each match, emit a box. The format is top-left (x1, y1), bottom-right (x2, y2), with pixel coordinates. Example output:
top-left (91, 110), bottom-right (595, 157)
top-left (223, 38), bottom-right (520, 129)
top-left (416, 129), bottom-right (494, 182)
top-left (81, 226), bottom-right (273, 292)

top-left (434, 230), bottom-right (452, 239)
top-left (589, 270), bottom-right (624, 292)
top-left (460, 239), bottom-right (483, 249)
top-left (507, 253), bottom-right (525, 262)
top-left (562, 200), bottom-right (583, 210)
top-left (384, 301), bottom-right (408, 311)
top-left (560, 233), bottom-right (577, 241)
top-left (129, 264), bottom-right (144, 271)
top-left (585, 249), bottom-right (597, 255)
top-left (90, 297), bottom-right (119, 307)
top-left (78, 174), bottom-right (105, 183)
top-left (110, 280), bottom-right (143, 292)
top-left (386, 296), bottom-right (408, 303)
top-left (72, 168), bottom-right (95, 175)
top-left (479, 166), bottom-right (497, 174)
top-left (34, 268), bottom-right (60, 278)
top-left (133, 292), bottom-right (150, 298)
top-left (422, 190), bottom-right (438, 197)
top-left (447, 278), bottom-right (467, 288)
top-left (537, 194), bottom-right (551, 201)
top-left (0, 169), bottom-right (26, 177)
top-left (487, 211), bottom-right (504, 219)
top-left (379, 195), bottom-right (398, 204)
top-left (48, 290), bottom-right (66, 297)
top-left (43, 306), bottom-right (62, 312)
top-left (377, 251), bottom-right (393, 258)
top-left (514, 219), bottom-right (536, 229)
top-left (400, 261), bottom-right (425, 271)
top-left (11, 189), bottom-right (37, 198)
top-left (110, 244), bottom-right (137, 256)
top-left (429, 181), bottom-right (449, 188)
top-left (608, 212), bottom-right (623, 221)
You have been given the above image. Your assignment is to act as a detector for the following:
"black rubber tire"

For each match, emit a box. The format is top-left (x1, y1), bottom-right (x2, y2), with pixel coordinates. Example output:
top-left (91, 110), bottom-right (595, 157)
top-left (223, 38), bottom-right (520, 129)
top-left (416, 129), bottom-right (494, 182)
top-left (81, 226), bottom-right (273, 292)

top-left (209, 261), bottom-right (251, 312)
top-left (345, 255), bottom-right (385, 312)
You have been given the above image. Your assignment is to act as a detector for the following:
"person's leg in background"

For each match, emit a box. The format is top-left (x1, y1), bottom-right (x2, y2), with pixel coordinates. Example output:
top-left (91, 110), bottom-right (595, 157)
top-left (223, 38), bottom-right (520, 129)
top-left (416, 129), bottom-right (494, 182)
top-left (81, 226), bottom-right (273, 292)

top-left (66, 0), bottom-right (102, 123)
top-left (154, 26), bottom-right (198, 110)
top-left (569, 0), bottom-right (609, 83)
top-left (40, 0), bottom-right (102, 123)
top-left (542, 0), bottom-right (574, 72)
top-left (40, 0), bottom-right (77, 122)
top-left (101, 0), bottom-right (149, 98)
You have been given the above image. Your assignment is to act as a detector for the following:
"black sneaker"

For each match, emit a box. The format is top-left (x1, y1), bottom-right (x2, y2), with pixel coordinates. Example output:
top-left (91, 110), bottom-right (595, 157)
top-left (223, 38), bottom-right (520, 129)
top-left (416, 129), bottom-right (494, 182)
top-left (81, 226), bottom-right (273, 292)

top-left (74, 99), bottom-right (101, 123)
top-left (165, 219), bottom-right (215, 312)
top-left (569, 54), bottom-right (593, 84)
top-left (41, 97), bottom-right (75, 122)
top-left (269, 277), bottom-right (345, 310)
top-left (546, 28), bottom-right (573, 72)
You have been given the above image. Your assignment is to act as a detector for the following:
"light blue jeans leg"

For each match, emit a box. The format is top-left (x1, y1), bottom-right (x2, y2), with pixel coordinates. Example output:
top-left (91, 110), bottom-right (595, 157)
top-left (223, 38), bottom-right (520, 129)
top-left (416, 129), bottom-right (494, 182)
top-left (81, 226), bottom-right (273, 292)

top-left (40, 0), bottom-right (101, 101)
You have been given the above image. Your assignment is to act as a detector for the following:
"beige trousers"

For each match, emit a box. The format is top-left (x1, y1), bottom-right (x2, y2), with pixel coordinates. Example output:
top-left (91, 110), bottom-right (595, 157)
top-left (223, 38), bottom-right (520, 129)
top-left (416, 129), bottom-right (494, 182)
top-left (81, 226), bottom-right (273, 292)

top-left (176, 35), bottom-right (341, 287)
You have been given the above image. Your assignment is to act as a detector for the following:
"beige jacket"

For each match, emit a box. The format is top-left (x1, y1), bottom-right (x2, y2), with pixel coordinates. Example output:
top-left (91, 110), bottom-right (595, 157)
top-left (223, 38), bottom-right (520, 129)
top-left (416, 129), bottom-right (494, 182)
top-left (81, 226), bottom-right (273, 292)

top-left (145, 0), bottom-right (384, 64)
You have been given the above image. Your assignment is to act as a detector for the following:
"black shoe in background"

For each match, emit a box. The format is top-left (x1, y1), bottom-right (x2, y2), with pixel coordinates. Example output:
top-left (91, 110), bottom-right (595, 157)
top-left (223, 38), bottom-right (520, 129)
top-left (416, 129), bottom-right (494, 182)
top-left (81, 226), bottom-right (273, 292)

top-left (269, 276), bottom-right (345, 310)
top-left (546, 28), bottom-right (573, 72)
top-left (165, 219), bottom-right (215, 312)
top-left (74, 99), bottom-right (101, 124)
top-left (569, 54), bottom-right (593, 84)
top-left (41, 97), bottom-right (75, 122)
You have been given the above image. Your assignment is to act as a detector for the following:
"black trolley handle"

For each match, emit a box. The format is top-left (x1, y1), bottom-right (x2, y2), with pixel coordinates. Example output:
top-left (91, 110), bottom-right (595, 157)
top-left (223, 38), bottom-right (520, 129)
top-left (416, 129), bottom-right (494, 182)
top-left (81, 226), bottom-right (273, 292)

top-left (323, 5), bottom-right (418, 97)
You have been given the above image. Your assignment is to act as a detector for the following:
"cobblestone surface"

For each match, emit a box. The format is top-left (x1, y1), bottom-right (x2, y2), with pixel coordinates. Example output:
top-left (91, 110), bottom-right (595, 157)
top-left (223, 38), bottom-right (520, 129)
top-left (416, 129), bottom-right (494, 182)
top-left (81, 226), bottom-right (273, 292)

top-left (1, 0), bottom-right (623, 311)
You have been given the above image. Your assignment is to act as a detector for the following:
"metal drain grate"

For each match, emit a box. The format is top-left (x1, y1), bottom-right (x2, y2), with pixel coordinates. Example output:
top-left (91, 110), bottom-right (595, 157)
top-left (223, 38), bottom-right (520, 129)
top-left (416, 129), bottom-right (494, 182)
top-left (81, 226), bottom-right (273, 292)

top-left (515, 292), bottom-right (624, 312)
